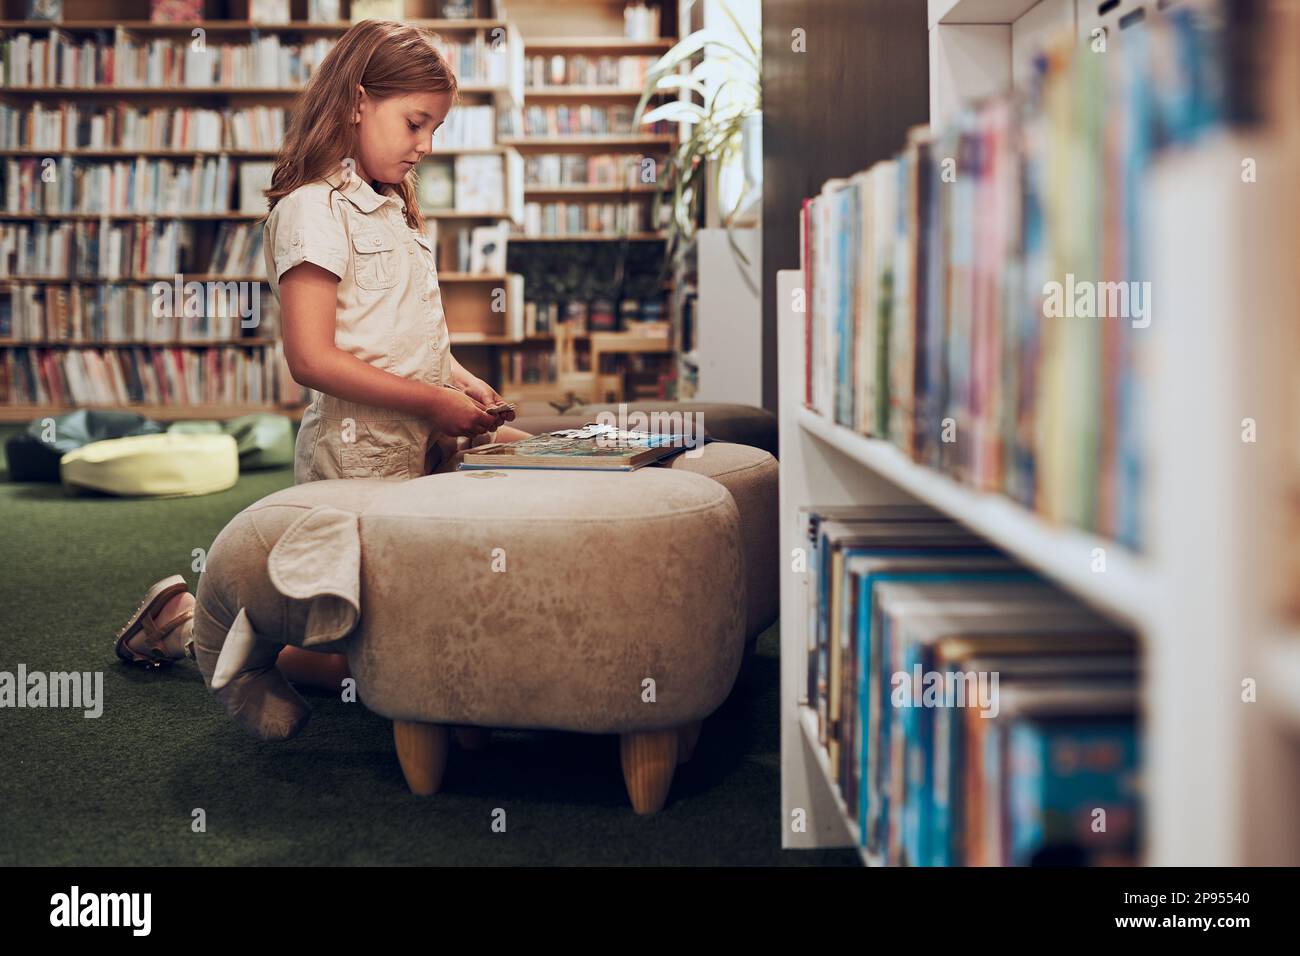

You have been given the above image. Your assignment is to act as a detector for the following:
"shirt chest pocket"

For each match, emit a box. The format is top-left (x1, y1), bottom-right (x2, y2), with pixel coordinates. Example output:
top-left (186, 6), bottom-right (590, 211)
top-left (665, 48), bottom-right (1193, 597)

top-left (351, 228), bottom-right (399, 291)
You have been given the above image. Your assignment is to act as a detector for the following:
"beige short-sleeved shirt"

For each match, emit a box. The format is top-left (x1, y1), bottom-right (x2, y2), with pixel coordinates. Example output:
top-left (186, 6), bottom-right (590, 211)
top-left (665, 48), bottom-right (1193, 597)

top-left (264, 168), bottom-right (493, 483)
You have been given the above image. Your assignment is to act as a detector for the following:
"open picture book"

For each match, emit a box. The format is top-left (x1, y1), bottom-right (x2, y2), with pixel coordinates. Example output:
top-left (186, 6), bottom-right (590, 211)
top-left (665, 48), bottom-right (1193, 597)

top-left (458, 423), bottom-right (701, 471)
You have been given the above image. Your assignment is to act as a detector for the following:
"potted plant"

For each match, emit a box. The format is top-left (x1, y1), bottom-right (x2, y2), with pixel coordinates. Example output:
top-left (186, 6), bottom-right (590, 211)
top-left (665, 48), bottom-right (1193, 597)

top-left (633, 0), bottom-right (761, 269)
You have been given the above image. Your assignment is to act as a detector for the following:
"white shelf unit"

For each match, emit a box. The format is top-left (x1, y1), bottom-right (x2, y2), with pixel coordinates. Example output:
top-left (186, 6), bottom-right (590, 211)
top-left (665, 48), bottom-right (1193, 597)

top-left (778, 0), bottom-right (1300, 866)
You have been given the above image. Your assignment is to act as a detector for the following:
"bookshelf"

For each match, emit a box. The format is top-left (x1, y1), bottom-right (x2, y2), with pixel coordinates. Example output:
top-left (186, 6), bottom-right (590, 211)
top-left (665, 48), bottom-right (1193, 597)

top-left (0, 1), bottom-right (527, 419)
top-left (779, 0), bottom-right (1300, 866)
top-left (479, 0), bottom-right (677, 406)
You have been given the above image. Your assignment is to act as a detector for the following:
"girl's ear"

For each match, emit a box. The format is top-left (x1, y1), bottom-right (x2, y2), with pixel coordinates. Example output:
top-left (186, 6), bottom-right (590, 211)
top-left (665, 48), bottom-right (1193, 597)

top-left (355, 84), bottom-right (367, 124)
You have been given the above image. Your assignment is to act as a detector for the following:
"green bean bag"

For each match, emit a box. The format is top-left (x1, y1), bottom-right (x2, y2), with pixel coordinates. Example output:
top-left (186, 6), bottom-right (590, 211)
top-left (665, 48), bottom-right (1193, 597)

top-left (60, 433), bottom-right (239, 498)
top-left (4, 410), bottom-right (165, 483)
top-left (167, 413), bottom-right (295, 471)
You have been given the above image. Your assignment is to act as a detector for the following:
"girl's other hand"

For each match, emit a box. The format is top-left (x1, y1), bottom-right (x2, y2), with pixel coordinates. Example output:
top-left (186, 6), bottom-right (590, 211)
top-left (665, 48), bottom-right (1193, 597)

top-left (462, 377), bottom-right (516, 424)
top-left (427, 385), bottom-right (500, 439)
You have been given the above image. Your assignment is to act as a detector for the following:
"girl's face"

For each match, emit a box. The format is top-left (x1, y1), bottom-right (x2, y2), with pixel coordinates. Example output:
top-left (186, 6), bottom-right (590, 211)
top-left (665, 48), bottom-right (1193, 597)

top-left (353, 87), bottom-right (452, 185)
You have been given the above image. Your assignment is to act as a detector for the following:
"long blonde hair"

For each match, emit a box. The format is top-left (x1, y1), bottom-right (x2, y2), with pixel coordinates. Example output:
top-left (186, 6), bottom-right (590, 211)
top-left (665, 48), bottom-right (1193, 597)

top-left (265, 20), bottom-right (458, 231)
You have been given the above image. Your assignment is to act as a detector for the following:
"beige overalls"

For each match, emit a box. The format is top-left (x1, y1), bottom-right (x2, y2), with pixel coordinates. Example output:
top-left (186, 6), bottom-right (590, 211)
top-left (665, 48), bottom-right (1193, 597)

top-left (264, 167), bottom-right (496, 484)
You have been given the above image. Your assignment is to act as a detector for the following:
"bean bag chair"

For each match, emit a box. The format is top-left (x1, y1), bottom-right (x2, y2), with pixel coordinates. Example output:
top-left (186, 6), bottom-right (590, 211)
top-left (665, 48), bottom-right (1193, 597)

top-left (60, 433), bottom-right (239, 498)
top-left (4, 410), bottom-right (164, 482)
top-left (167, 413), bottom-right (294, 471)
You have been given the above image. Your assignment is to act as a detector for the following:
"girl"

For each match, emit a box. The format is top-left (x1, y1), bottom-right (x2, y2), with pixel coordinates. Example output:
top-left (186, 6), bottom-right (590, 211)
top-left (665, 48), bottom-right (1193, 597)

top-left (114, 20), bottom-right (530, 687)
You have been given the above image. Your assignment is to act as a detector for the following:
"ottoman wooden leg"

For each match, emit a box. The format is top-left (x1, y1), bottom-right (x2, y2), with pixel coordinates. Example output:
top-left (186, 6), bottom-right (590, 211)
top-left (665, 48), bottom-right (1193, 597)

top-left (677, 720), bottom-right (702, 764)
top-left (393, 721), bottom-right (450, 796)
top-left (620, 730), bottom-right (679, 814)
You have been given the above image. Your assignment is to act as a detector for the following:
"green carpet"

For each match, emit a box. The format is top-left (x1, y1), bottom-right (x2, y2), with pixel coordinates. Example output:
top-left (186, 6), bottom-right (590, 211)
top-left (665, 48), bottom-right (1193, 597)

top-left (0, 424), bottom-right (857, 866)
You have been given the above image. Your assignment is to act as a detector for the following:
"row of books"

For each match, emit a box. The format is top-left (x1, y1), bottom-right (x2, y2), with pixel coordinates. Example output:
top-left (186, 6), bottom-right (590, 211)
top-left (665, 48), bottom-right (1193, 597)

top-left (523, 298), bottom-right (666, 337)
top-left (518, 200), bottom-right (652, 237)
top-left (1, 281), bottom-right (281, 344)
top-left (142, 0), bottom-right (332, 22)
top-left (499, 105), bottom-right (666, 138)
top-left (1, 31), bottom-right (335, 89)
top-left (524, 153), bottom-right (660, 188)
top-left (7, 0), bottom-right (506, 28)
top-left (416, 154), bottom-right (506, 213)
top-left (623, 2), bottom-right (661, 41)
top-left (0, 342), bottom-right (305, 408)
top-left (0, 220), bottom-right (193, 279)
top-left (438, 33), bottom-right (510, 88)
top-left (523, 54), bottom-right (656, 89)
top-left (428, 105), bottom-right (497, 150)
top-left (498, 348), bottom-right (557, 387)
top-left (207, 221), bottom-right (266, 276)
top-left (0, 103), bottom-right (288, 153)
top-left (802, 505), bottom-right (1140, 866)
top-left (799, 8), bottom-right (1227, 551)
top-left (3, 156), bottom-right (233, 214)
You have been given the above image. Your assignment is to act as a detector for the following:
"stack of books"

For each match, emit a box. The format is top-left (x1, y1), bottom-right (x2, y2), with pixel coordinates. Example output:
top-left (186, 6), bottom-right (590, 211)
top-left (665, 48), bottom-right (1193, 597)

top-left (800, 504), bottom-right (1141, 866)
top-left (799, 7), bottom-right (1229, 551)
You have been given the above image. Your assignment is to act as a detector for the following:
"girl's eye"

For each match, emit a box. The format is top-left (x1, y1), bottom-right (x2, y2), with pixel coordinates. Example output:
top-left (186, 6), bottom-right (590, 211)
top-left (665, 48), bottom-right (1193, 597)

top-left (408, 121), bottom-right (421, 132)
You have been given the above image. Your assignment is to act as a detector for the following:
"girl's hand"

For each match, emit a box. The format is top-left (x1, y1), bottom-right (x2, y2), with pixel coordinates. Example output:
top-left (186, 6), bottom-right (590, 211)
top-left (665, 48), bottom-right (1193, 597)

top-left (427, 385), bottom-right (500, 439)
top-left (462, 376), bottom-right (517, 424)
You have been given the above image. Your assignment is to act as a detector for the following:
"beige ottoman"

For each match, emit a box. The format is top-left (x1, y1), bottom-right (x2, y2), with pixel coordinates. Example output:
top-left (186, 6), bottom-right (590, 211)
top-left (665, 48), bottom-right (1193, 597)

top-left (651, 442), bottom-right (778, 644)
top-left (191, 467), bottom-right (746, 813)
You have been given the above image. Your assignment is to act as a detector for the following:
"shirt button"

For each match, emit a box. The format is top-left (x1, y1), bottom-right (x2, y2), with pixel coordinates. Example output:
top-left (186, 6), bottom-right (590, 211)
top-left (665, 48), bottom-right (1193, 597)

top-left (371, 237), bottom-right (381, 247)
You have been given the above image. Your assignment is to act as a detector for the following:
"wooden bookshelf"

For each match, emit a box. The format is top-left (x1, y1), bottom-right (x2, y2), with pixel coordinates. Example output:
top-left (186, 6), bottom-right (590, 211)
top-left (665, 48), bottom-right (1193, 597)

top-left (520, 87), bottom-right (657, 97)
top-left (0, 85), bottom-right (508, 95)
top-left (509, 232), bottom-right (665, 242)
top-left (495, 1), bottom-right (680, 404)
top-left (1, 339), bottom-right (279, 346)
top-left (521, 37), bottom-right (674, 53)
top-left (499, 134), bottom-right (675, 147)
top-left (524, 184), bottom-right (658, 194)
top-left (1, 274), bottom-right (505, 284)
top-left (0, 8), bottom-right (528, 418)
top-left (0, 19), bottom-right (509, 32)
top-left (0, 402), bottom-right (306, 423)
top-left (780, 0), bottom-right (1300, 867)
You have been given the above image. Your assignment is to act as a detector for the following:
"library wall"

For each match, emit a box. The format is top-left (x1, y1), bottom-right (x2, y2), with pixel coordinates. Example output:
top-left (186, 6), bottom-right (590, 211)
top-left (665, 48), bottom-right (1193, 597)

top-left (759, 0), bottom-right (929, 413)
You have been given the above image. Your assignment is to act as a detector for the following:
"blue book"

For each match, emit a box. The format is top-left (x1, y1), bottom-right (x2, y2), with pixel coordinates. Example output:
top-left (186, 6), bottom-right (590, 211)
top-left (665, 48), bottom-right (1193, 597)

top-left (1007, 704), bottom-right (1139, 866)
top-left (846, 561), bottom-right (1034, 852)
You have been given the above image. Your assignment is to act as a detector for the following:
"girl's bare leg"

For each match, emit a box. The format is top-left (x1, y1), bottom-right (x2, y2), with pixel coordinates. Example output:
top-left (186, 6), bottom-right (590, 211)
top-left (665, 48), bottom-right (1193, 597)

top-left (494, 424), bottom-right (532, 442)
top-left (277, 647), bottom-right (351, 690)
